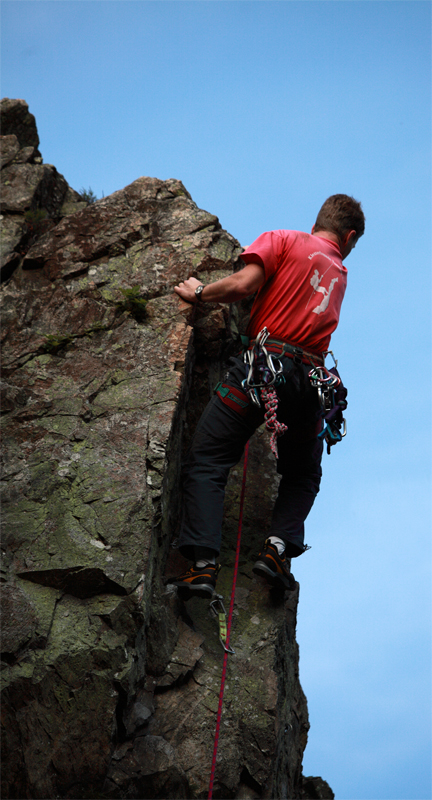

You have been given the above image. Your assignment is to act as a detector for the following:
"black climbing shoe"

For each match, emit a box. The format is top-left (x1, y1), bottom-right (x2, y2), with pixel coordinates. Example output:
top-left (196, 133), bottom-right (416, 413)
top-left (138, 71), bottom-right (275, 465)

top-left (167, 563), bottom-right (220, 600)
top-left (253, 540), bottom-right (293, 590)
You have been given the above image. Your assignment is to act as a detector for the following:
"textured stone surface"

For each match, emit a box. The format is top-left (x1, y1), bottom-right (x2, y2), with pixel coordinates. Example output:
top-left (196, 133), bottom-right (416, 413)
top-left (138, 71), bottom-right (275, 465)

top-left (0, 98), bottom-right (87, 283)
top-left (0, 98), bottom-right (42, 154)
top-left (1, 100), bottom-right (332, 799)
top-left (1, 134), bottom-right (21, 168)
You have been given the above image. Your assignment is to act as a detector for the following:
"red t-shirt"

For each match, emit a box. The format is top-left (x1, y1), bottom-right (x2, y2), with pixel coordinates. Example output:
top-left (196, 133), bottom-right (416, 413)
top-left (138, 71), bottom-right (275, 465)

top-left (241, 230), bottom-right (347, 354)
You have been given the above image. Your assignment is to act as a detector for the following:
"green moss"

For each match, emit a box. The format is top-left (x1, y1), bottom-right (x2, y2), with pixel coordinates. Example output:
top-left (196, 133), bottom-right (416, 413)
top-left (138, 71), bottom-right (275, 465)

top-left (115, 286), bottom-right (147, 322)
top-left (4, 502), bottom-right (47, 538)
top-left (90, 377), bottom-right (151, 412)
top-left (44, 596), bottom-right (130, 668)
top-left (23, 354), bottom-right (53, 370)
top-left (191, 249), bottom-right (206, 267)
top-left (72, 441), bottom-right (89, 454)
top-left (110, 369), bottom-right (129, 385)
top-left (34, 415), bottom-right (80, 438)
top-left (65, 499), bottom-right (101, 539)
top-left (24, 208), bottom-right (48, 227)
top-left (24, 461), bottom-right (61, 501)
top-left (35, 321), bottom-right (113, 357)
top-left (1, 657), bottom-right (36, 691)
top-left (209, 239), bottom-right (242, 263)
top-left (16, 579), bottom-right (61, 637)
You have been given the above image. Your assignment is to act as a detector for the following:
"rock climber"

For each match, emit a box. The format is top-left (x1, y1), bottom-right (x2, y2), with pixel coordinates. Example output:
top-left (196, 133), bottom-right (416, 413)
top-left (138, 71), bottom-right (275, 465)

top-left (168, 194), bottom-right (365, 599)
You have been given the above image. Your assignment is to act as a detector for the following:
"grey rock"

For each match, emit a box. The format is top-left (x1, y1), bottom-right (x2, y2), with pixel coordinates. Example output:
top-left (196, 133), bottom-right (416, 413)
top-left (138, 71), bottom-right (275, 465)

top-left (0, 583), bottom-right (38, 656)
top-left (1, 98), bottom-right (41, 155)
top-left (1, 134), bottom-right (20, 168)
top-left (300, 776), bottom-right (335, 799)
top-left (1, 162), bottom-right (68, 214)
top-left (0, 212), bottom-right (26, 277)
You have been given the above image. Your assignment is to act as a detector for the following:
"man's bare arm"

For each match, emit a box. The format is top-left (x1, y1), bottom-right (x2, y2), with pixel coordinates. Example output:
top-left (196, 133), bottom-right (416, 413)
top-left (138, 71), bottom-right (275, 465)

top-left (174, 262), bottom-right (265, 304)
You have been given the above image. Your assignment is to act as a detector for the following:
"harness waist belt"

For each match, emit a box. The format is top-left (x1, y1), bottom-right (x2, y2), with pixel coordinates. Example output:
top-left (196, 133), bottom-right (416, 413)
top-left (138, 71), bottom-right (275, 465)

top-left (247, 337), bottom-right (324, 366)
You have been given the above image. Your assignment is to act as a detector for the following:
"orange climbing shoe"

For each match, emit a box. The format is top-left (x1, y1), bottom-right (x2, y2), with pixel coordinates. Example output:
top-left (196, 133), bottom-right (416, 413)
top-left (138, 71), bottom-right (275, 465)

top-left (168, 563), bottom-right (220, 600)
top-left (253, 540), bottom-right (293, 590)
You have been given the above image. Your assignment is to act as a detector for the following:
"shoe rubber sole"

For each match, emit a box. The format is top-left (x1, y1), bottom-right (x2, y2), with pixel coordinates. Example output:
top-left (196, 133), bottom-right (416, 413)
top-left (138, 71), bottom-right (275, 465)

top-left (252, 560), bottom-right (292, 590)
top-left (173, 581), bottom-right (215, 601)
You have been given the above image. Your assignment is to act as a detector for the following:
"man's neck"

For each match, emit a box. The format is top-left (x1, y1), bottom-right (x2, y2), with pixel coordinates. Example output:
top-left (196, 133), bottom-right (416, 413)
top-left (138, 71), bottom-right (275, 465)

top-left (312, 229), bottom-right (340, 246)
top-left (311, 225), bottom-right (358, 259)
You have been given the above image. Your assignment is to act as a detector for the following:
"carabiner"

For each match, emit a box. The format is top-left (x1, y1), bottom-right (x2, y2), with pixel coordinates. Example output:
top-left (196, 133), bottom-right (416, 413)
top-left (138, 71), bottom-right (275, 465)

top-left (308, 366), bottom-right (340, 388)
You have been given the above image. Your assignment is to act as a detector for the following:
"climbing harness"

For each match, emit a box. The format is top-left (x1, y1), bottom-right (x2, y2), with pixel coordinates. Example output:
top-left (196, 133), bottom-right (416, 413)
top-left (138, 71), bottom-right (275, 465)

top-left (242, 329), bottom-right (348, 457)
top-left (242, 328), bottom-right (287, 457)
top-left (309, 353), bottom-right (347, 454)
top-left (251, 336), bottom-right (325, 367)
top-left (207, 440), bottom-right (249, 800)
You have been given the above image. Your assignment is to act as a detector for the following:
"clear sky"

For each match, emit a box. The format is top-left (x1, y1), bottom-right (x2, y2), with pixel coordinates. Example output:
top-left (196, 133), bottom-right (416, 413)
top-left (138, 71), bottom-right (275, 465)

top-left (2, 2), bottom-right (431, 799)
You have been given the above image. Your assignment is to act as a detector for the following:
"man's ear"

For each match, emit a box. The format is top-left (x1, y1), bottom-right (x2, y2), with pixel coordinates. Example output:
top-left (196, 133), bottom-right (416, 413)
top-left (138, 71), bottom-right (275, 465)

top-left (344, 229), bottom-right (357, 246)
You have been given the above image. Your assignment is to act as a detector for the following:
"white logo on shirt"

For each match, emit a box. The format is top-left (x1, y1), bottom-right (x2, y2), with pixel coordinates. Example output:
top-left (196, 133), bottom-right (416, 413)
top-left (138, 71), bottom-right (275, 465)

top-left (309, 270), bottom-right (338, 314)
top-left (308, 251), bottom-right (334, 262)
top-left (306, 247), bottom-right (340, 316)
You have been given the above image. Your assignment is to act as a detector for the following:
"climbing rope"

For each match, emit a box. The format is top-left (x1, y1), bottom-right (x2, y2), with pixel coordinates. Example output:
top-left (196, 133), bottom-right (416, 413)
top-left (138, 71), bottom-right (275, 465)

top-left (207, 440), bottom-right (249, 800)
top-left (261, 385), bottom-right (288, 458)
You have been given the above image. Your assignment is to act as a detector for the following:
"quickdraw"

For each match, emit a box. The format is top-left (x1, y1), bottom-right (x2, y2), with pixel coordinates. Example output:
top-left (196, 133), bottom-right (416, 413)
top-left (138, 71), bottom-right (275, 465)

top-left (309, 353), bottom-right (347, 454)
top-left (210, 596), bottom-right (235, 654)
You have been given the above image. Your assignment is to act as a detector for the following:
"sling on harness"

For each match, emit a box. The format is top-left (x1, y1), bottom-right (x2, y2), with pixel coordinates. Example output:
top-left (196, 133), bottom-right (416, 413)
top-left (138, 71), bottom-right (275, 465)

top-left (309, 359), bottom-right (347, 454)
top-left (242, 327), bottom-right (287, 457)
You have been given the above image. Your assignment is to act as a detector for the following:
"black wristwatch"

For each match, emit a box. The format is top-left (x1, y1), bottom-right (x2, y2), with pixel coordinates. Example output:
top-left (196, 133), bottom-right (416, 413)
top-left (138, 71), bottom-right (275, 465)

top-left (195, 284), bottom-right (205, 301)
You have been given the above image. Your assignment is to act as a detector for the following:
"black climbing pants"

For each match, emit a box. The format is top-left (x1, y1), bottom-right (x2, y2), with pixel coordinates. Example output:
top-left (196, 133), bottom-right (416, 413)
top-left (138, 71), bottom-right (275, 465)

top-left (178, 353), bottom-right (324, 560)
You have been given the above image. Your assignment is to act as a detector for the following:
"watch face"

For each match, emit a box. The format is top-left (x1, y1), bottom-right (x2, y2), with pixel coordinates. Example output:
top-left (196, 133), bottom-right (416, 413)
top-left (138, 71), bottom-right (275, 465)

top-left (195, 285), bottom-right (204, 298)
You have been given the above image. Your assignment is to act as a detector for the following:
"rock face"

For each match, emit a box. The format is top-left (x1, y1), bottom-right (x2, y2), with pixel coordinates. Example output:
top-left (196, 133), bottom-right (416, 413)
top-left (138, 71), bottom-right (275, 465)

top-left (0, 100), bottom-right (334, 799)
top-left (0, 99), bottom-right (86, 284)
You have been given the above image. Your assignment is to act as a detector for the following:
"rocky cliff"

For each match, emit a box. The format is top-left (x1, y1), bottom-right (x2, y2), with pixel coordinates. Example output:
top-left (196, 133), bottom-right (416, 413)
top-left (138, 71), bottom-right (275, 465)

top-left (0, 99), bottom-right (334, 800)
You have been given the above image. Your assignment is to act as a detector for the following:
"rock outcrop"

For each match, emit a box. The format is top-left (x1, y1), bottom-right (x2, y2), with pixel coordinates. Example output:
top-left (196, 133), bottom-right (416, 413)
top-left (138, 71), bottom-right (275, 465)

top-left (0, 99), bottom-right (334, 799)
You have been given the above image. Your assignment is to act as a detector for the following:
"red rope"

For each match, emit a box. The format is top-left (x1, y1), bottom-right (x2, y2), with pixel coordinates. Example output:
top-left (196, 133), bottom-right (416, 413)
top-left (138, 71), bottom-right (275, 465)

top-left (207, 440), bottom-right (249, 800)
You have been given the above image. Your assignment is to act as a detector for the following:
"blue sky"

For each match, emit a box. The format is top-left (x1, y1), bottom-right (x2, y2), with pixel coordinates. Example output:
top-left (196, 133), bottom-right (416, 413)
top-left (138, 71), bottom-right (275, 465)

top-left (2, 2), bottom-right (431, 799)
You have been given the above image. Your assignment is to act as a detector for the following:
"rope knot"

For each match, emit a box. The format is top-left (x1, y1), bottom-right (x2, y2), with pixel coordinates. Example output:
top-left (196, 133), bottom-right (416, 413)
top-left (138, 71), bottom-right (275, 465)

top-left (261, 386), bottom-right (288, 457)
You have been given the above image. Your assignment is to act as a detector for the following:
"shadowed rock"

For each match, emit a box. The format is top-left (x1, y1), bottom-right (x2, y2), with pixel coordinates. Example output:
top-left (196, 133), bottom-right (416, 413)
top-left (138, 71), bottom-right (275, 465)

top-left (17, 566), bottom-right (129, 599)
top-left (1, 98), bottom-right (41, 154)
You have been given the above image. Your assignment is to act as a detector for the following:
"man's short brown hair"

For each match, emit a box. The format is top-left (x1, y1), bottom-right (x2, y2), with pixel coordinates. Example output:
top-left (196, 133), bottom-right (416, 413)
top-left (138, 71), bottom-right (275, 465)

top-left (315, 194), bottom-right (365, 240)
